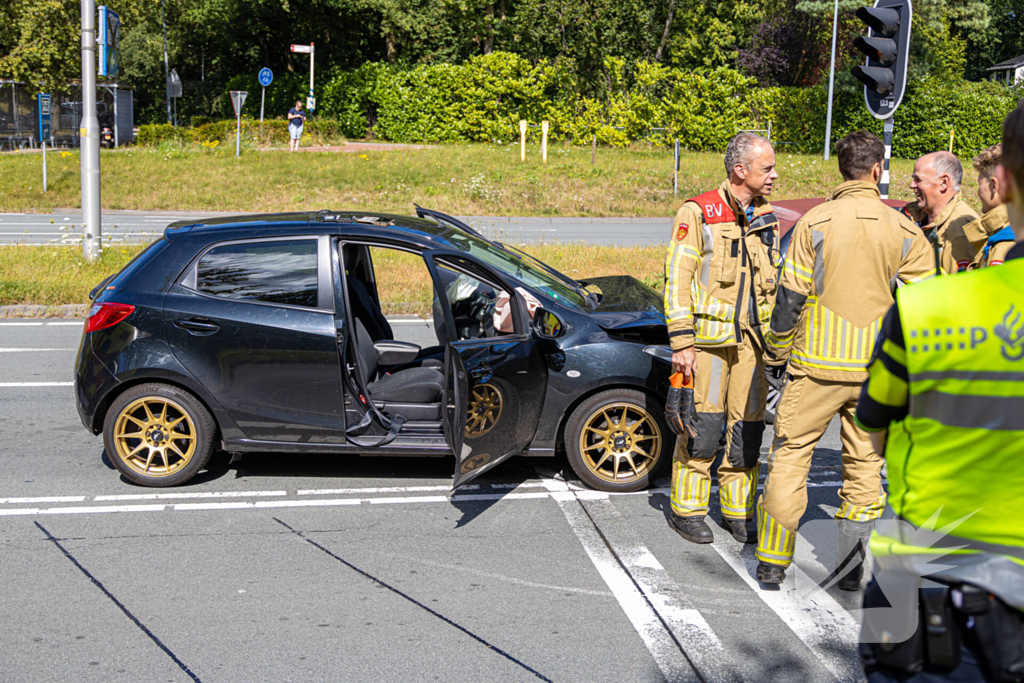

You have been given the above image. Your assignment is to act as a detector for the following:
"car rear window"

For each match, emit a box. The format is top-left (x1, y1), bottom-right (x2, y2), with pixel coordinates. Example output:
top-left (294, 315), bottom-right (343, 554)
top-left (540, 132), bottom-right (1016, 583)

top-left (195, 239), bottom-right (318, 308)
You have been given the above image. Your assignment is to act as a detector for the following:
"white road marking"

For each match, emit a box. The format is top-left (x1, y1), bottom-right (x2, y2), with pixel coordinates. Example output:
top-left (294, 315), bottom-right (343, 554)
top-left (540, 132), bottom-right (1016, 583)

top-left (95, 490), bottom-right (287, 501)
top-left (297, 482), bottom-right (548, 496)
top-left (0, 322), bottom-right (44, 326)
top-left (0, 348), bottom-right (75, 352)
top-left (541, 482), bottom-right (702, 683)
top-left (0, 382), bottom-right (73, 387)
top-left (542, 479), bottom-right (738, 683)
top-left (709, 526), bottom-right (862, 683)
top-left (0, 496), bottom-right (86, 504)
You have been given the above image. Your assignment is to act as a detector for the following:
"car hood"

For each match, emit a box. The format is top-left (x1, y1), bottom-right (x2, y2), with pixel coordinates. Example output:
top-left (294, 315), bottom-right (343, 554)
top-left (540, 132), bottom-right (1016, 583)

top-left (578, 276), bottom-right (667, 335)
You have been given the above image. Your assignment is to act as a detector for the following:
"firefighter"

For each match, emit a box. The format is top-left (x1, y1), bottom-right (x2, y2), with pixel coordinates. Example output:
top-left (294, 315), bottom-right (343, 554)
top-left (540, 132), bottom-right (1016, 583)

top-left (663, 132), bottom-right (780, 544)
top-left (902, 151), bottom-right (979, 273)
top-left (964, 144), bottom-right (1015, 269)
top-left (755, 130), bottom-right (935, 586)
top-left (855, 105), bottom-right (1024, 682)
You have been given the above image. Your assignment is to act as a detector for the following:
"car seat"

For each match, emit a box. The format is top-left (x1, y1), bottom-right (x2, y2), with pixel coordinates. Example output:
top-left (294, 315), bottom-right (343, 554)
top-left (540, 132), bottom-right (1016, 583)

top-left (352, 318), bottom-right (444, 403)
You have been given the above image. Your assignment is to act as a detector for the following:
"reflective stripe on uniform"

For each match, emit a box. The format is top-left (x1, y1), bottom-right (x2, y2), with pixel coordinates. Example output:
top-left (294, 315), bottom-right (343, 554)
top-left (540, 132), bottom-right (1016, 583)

top-left (836, 495), bottom-right (887, 522)
top-left (720, 463), bottom-right (759, 518)
top-left (911, 391), bottom-right (1024, 431)
top-left (756, 501), bottom-right (796, 566)
top-left (671, 460), bottom-right (711, 515)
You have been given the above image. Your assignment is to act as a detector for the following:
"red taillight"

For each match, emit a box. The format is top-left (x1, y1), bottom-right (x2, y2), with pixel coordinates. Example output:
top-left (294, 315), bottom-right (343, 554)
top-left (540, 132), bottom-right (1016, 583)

top-left (85, 302), bottom-right (135, 333)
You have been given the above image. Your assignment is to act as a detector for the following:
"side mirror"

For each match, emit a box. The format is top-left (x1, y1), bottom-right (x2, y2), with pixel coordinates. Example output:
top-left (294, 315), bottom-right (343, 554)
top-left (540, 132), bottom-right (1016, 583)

top-left (532, 308), bottom-right (565, 339)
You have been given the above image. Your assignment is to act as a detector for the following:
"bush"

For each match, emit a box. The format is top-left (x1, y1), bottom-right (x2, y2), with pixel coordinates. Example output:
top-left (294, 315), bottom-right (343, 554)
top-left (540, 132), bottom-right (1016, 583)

top-left (135, 119), bottom-right (347, 148)
top-left (308, 52), bottom-right (1019, 158)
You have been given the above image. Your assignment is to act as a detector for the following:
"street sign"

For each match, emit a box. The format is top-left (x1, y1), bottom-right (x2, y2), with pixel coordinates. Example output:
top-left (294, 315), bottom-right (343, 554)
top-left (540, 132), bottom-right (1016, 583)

top-left (98, 6), bottom-right (120, 78)
top-left (291, 44), bottom-right (312, 53)
top-left (230, 91), bottom-right (248, 117)
top-left (258, 67), bottom-right (273, 87)
top-left (852, 0), bottom-right (913, 119)
top-left (38, 94), bottom-right (52, 143)
top-left (168, 69), bottom-right (182, 98)
top-left (306, 97), bottom-right (316, 110)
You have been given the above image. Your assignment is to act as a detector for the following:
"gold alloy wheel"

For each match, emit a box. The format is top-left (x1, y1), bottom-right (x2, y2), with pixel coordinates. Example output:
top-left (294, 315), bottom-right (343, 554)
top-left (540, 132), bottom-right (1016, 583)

top-left (578, 403), bottom-right (662, 483)
top-left (465, 384), bottom-right (502, 438)
top-left (113, 397), bottom-right (197, 478)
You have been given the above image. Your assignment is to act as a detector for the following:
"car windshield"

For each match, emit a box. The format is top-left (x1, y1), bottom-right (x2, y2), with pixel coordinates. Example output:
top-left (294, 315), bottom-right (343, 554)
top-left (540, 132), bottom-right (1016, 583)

top-left (434, 228), bottom-right (592, 311)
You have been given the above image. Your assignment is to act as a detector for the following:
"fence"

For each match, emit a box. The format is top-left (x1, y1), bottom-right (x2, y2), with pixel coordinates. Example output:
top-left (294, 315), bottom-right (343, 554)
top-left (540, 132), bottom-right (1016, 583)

top-left (0, 81), bottom-right (135, 151)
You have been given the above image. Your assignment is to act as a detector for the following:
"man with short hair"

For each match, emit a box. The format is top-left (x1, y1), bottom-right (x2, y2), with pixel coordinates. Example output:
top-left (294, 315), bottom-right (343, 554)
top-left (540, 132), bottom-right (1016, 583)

top-left (855, 106), bottom-right (1024, 683)
top-left (964, 144), bottom-right (1014, 268)
top-left (755, 130), bottom-right (934, 587)
top-left (902, 151), bottom-right (979, 273)
top-left (288, 100), bottom-right (306, 152)
top-left (663, 132), bottom-right (780, 545)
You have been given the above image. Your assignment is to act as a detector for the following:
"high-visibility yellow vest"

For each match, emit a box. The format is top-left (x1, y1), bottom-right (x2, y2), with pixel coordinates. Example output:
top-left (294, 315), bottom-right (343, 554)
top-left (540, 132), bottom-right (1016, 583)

top-left (870, 259), bottom-right (1024, 608)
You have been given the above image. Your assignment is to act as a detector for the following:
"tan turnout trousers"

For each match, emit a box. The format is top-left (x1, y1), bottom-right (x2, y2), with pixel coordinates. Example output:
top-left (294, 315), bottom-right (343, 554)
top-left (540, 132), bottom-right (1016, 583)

top-left (755, 373), bottom-right (886, 567)
top-left (670, 331), bottom-right (767, 521)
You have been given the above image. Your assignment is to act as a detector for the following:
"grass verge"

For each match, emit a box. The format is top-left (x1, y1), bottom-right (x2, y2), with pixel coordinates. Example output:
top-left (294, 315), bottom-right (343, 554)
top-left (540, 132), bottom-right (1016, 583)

top-left (0, 142), bottom-right (980, 216)
top-left (1, 243), bottom-right (666, 316)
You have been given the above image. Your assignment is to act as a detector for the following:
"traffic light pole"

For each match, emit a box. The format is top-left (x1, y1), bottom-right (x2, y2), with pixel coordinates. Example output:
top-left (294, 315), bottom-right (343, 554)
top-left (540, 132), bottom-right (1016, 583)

top-left (81, 0), bottom-right (102, 261)
top-left (880, 117), bottom-right (894, 199)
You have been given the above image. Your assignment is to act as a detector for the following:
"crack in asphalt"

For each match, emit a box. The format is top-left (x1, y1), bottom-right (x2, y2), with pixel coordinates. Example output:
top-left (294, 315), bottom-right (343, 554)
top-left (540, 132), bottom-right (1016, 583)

top-left (273, 516), bottom-right (554, 682)
top-left (35, 521), bottom-right (204, 683)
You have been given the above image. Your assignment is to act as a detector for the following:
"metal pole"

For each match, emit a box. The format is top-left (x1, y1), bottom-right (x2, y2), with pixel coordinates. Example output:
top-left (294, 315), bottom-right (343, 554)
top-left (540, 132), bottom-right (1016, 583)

top-left (260, 87), bottom-right (265, 124)
top-left (162, 0), bottom-right (170, 124)
top-left (674, 139), bottom-right (681, 196)
top-left (309, 43), bottom-right (314, 120)
top-left (81, 0), bottom-right (101, 261)
top-left (42, 141), bottom-right (47, 192)
top-left (824, 0), bottom-right (839, 160)
top-left (236, 112), bottom-right (241, 158)
top-left (880, 117), bottom-right (894, 199)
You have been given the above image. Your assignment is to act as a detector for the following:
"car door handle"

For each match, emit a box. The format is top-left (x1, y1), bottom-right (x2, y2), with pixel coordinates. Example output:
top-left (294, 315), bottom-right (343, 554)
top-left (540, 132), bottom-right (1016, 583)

top-left (470, 364), bottom-right (492, 380)
top-left (174, 319), bottom-right (220, 335)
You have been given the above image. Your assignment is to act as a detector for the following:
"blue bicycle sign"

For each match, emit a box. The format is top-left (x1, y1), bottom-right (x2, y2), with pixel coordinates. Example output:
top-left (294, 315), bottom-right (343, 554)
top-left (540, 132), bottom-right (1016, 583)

top-left (258, 68), bottom-right (273, 87)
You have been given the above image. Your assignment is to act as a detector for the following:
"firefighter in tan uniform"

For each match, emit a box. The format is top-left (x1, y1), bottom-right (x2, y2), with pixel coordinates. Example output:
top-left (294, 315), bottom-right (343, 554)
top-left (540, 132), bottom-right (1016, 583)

top-left (902, 151), bottom-right (979, 273)
top-left (964, 144), bottom-right (1015, 269)
top-left (755, 131), bottom-right (935, 586)
top-left (664, 132), bottom-right (780, 545)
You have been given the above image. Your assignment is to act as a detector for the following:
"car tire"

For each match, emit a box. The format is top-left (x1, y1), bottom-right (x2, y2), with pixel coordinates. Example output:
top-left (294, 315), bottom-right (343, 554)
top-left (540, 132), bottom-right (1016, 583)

top-left (564, 389), bottom-right (672, 493)
top-left (103, 383), bottom-right (216, 487)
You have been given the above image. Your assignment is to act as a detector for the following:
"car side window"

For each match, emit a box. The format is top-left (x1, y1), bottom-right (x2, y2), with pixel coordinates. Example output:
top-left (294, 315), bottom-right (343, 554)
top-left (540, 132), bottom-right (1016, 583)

top-left (195, 239), bottom-right (319, 308)
top-left (435, 261), bottom-right (518, 341)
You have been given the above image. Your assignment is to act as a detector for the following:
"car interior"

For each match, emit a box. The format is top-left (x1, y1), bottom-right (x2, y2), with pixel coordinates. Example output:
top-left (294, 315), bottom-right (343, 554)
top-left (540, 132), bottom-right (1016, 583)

top-left (338, 243), bottom-right (521, 432)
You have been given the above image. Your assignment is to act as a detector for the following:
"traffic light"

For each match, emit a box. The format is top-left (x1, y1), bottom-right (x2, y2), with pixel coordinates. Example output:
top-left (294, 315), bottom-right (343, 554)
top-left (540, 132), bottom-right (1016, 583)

top-left (852, 0), bottom-right (913, 119)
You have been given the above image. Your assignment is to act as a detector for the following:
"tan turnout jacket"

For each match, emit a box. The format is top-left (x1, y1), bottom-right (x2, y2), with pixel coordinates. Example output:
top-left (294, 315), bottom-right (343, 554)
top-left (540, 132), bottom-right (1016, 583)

top-left (965, 205), bottom-right (1015, 269)
top-left (901, 192), bottom-right (979, 274)
top-left (664, 181), bottom-right (780, 351)
top-left (766, 181), bottom-right (935, 382)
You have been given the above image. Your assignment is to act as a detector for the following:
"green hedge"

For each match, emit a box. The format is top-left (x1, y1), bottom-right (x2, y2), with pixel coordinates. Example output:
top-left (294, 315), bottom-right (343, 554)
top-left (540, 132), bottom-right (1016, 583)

top-left (136, 119), bottom-right (347, 147)
top-left (310, 52), bottom-right (1020, 158)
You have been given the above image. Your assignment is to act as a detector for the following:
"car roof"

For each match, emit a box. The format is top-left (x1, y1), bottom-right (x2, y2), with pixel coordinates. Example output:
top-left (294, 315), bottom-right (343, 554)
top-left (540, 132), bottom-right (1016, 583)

top-left (164, 211), bottom-right (451, 243)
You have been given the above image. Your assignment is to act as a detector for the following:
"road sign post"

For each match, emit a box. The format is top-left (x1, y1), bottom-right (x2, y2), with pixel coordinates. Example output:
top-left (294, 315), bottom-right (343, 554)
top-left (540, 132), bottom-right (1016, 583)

top-left (258, 68), bottom-right (273, 124)
top-left (291, 44), bottom-right (314, 118)
top-left (169, 68), bottom-right (182, 127)
top-left (231, 91), bottom-right (248, 158)
top-left (81, 0), bottom-right (102, 262)
top-left (852, 0), bottom-right (913, 199)
top-left (39, 94), bottom-right (51, 192)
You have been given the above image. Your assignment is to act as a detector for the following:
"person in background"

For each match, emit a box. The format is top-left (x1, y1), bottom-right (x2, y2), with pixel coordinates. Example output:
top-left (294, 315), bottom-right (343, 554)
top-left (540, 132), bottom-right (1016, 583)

top-left (964, 144), bottom-right (1015, 268)
top-left (288, 100), bottom-right (306, 152)
top-left (854, 105), bottom-right (1024, 682)
top-left (902, 151), bottom-right (979, 274)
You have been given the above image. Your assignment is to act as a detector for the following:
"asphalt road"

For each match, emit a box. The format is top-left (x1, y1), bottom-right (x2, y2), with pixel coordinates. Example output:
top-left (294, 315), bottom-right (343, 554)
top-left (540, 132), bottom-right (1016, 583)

top-left (0, 211), bottom-right (669, 246)
top-left (1, 320), bottom-right (867, 683)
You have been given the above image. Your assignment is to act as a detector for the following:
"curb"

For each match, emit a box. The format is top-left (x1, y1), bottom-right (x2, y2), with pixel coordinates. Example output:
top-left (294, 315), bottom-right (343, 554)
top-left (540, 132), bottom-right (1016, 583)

top-left (0, 304), bottom-right (89, 319)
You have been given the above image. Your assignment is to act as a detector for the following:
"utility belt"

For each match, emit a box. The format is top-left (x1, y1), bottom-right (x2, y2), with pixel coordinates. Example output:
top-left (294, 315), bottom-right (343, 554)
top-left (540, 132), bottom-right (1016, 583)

top-left (860, 579), bottom-right (1024, 682)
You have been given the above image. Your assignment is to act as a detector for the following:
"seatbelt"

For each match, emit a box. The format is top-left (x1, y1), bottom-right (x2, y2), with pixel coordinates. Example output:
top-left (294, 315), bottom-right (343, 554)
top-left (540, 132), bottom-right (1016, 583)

top-left (338, 323), bottom-right (406, 448)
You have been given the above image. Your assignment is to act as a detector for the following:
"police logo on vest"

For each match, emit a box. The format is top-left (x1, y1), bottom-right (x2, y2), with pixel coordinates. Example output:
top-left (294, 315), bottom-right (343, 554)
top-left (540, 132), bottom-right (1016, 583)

top-left (994, 305), bottom-right (1024, 361)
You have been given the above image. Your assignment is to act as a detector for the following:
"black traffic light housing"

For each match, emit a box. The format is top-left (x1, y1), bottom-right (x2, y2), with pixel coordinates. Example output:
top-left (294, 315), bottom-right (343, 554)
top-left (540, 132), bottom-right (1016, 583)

top-left (852, 0), bottom-right (913, 119)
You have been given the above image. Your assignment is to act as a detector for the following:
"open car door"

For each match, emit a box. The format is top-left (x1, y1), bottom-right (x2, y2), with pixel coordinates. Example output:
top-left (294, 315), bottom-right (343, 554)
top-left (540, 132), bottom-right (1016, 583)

top-left (426, 253), bottom-right (548, 489)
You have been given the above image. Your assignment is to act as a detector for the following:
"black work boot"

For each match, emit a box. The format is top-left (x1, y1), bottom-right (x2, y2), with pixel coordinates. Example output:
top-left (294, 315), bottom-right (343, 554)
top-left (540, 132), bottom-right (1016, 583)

top-left (723, 517), bottom-right (757, 543)
top-left (756, 561), bottom-right (786, 585)
top-left (837, 561), bottom-right (864, 592)
top-left (834, 519), bottom-right (873, 592)
top-left (670, 513), bottom-right (714, 544)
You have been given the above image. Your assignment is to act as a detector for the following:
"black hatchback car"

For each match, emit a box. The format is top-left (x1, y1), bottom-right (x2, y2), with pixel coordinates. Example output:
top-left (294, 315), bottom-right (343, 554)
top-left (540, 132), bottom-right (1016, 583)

top-left (75, 209), bottom-right (676, 492)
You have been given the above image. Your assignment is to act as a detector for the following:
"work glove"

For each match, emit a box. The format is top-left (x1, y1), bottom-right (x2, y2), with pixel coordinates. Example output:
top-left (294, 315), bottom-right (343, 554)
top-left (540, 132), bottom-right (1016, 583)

top-left (765, 364), bottom-right (787, 394)
top-left (665, 372), bottom-right (698, 438)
